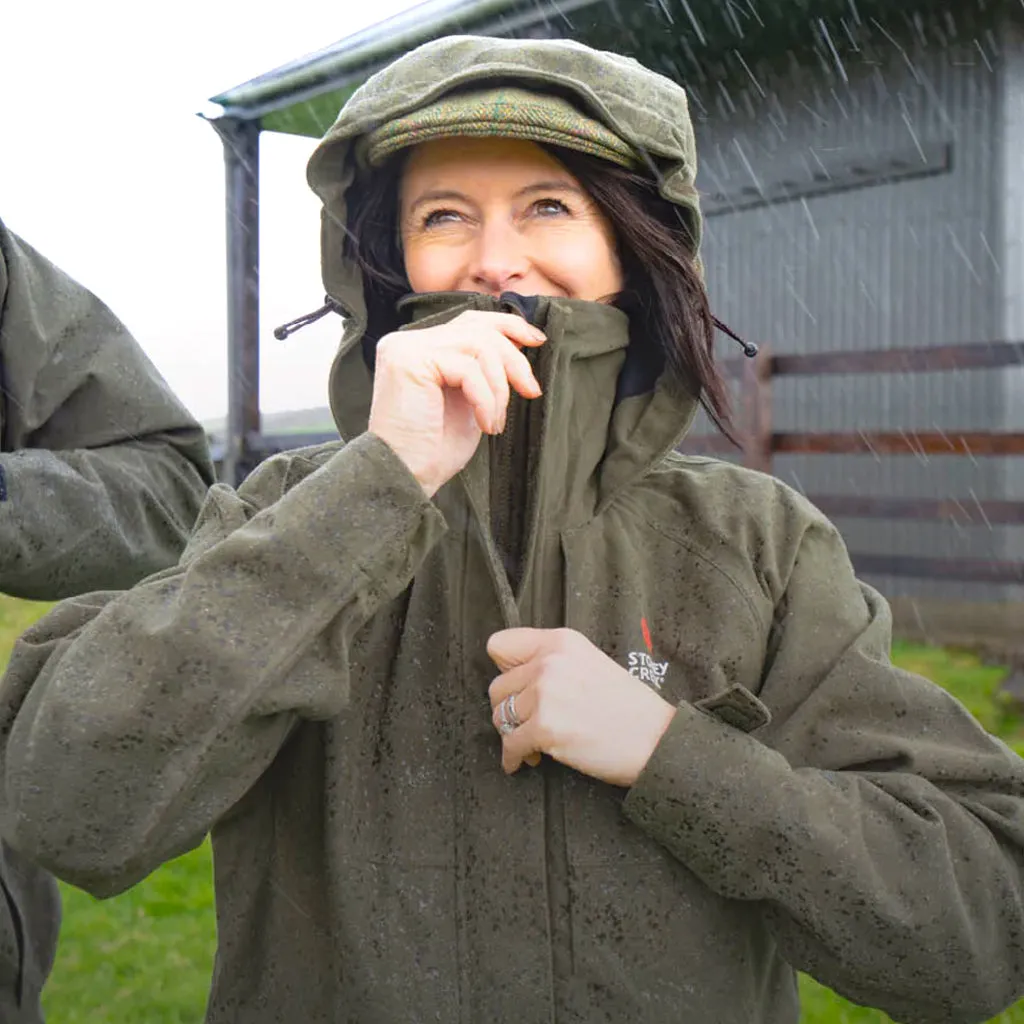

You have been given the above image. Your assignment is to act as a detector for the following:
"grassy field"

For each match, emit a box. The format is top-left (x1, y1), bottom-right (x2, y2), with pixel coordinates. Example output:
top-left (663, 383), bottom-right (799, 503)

top-left (0, 597), bottom-right (1020, 1022)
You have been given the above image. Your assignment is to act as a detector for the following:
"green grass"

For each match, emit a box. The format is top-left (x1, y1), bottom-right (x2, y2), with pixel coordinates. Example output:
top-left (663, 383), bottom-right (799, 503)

top-left (44, 845), bottom-right (215, 1024)
top-left (889, 640), bottom-right (1024, 757)
top-left (0, 598), bottom-right (1019, 1021)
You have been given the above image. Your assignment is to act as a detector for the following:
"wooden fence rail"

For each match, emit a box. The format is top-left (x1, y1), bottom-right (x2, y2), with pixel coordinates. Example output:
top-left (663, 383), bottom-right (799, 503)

top-left (209, 340), bottom-right (1024, 585)
top-left (682, 340), bottom-right (1024, 584)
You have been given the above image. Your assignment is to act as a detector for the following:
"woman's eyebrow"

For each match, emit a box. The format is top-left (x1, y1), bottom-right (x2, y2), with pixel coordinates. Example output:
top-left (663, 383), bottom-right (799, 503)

top-left (408, 180), bottom-right (584, 214)
top-left (515, 181), bottom-right (585, 199)
top-left (407, 189), bottom-right (469, 214)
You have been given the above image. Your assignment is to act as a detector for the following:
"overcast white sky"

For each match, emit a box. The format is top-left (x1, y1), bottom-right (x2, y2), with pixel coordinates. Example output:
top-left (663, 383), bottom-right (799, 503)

top-left (3, 0), bottom-right (422, 422)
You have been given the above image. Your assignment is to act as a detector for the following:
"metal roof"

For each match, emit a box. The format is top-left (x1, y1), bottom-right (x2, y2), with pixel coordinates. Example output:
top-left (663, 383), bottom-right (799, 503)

top-left (207, 0), bottom-right (601, 137)
top-left (205, 0), bottom-right (963, 138)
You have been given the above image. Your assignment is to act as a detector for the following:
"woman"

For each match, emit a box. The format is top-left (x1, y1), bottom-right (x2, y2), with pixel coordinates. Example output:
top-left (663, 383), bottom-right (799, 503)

top-left (1, 34), bottom-right (1023, 1024)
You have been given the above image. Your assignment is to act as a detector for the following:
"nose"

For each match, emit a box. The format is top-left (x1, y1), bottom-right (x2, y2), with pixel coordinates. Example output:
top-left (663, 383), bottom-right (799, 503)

top-left (469, 215), bottom-right (528, 296)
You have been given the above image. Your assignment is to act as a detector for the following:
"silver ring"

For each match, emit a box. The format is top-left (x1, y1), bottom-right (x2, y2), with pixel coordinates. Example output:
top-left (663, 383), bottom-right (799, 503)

top-left (498, 695), bottom-right (519, 735)
top-left (506, 693), bottom-right (521, 729)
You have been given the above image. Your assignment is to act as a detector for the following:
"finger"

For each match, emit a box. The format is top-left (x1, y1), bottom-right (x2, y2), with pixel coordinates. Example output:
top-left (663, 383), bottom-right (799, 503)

top-left (491, 685), bottom-right (541, 773)
top-left (489, 680), bottom-right (538, 738)
top-left (460, 310), bottom-right (547, 348)
top-left (488, 662), bottom-right (536, 709)
top-left (455, 313), bottom-right (544, 398)
top-left (433, 352), bottom-right (498, 433)
top-left (496, 339), bottom-right (543, 401)
top-left (473, 344), bottom-right (512, 433)
top-left (487, 627), bottom-right (553, 673)
top-left (455, 328), bottom-right (540, 402)
top-left (501, 718), bottom-right (545, 775)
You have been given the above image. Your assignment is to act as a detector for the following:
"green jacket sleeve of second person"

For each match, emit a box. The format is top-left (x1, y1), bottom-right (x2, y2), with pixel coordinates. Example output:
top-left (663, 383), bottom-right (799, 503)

top-left (0, 220), bottom-right (215, 600)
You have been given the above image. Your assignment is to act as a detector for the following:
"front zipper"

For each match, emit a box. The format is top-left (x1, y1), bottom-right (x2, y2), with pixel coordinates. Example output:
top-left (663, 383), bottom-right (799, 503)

top-left (488, 355), bottom-right (541, 603)
top-left (489, 398), bottom-right (524, 599)
top-left (482, 297), bottom-right (574, 1019)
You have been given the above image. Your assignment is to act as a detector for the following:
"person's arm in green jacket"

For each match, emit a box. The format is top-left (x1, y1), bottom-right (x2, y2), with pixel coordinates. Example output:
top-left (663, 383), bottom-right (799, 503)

top-left (624, 507), bottom-right (1024, 1023)
top-left (0, 435), bottom-right (446, 896)
top-left (0, 220), bottom-right (214, 600)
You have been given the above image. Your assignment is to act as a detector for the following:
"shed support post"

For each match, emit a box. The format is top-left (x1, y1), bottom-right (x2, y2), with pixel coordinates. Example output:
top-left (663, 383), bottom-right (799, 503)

top-left (210, 116), bottom-right (261, 487)
top-left (996, 12), bottom-right (1024, 607)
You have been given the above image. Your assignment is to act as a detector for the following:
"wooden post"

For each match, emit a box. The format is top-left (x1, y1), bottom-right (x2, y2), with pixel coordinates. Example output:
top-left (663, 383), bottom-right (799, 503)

top-left (741, 345), bottom-right (773, 474)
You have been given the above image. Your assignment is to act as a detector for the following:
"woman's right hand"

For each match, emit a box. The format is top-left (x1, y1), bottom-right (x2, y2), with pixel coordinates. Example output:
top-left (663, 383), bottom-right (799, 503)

top-left (367, 310), bottom-right (546, 497)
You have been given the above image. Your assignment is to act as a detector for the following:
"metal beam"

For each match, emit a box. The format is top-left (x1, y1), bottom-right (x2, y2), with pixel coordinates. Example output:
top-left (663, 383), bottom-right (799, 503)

top-left (718, 340), bottom-right (1024, 378)
top-left (807, 494), bottom-right (1024, 526)
top-left (851, 554), bottom-right (1024, 585)
top-left (208, 116), bottom-right (261, 486)
top-left (208, 0), bottom-right (598, 123)
top-left (683, 431), bottom-right (1024, 457)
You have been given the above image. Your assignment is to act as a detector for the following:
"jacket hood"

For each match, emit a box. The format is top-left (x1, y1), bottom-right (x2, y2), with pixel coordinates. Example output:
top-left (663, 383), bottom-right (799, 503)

top-left (327, 289), bottom-right (698, 514)
top-left (304, 34), bottom-right (704, 438)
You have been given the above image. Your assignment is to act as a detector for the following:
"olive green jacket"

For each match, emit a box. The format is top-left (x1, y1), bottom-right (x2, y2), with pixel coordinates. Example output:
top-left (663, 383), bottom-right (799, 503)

top-left (0, 218), bottom-right (214, 1023)
top-left (0, 220), bottom-right (214, 600)
top-left (2, 38), bottom-right (1024, 1024)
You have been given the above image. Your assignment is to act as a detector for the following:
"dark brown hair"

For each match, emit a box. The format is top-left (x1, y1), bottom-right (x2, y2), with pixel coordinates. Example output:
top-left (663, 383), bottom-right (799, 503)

top-left (343, 145), bottom-right (737, 442)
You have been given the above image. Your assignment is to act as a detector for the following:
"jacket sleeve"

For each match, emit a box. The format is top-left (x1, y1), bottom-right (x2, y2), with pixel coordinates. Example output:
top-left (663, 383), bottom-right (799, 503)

top-left (0, 434), bottom-right (447, 897)
top-left (623, 509), bottom-right (1024, 1024)
top-left (0, 221), bottom-right (214, 600)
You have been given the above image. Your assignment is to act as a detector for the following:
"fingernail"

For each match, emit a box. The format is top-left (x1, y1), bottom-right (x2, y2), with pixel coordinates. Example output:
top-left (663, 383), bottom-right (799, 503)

top-left (532, 328), bottom-right (546, 341)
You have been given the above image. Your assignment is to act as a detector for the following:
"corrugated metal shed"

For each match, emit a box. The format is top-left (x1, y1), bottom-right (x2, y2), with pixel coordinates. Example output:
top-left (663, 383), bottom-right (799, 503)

top-left (691, 16), bottom-right (1019, 608)
top-left (204, 0), bottom-right (1024, 645)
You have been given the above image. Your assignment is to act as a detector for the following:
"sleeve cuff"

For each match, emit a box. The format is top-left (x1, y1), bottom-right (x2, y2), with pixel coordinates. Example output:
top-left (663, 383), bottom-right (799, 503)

top-left (622, 695), bottom-right (792, 897)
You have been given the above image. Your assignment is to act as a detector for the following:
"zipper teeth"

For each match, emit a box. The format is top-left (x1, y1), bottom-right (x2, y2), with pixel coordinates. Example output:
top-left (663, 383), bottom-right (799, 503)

top-left (453, 522), bottom-right (472, 1024)
top-left (492, 392), bottom-right (526, 601)
top-left (471, 316), bottom-right (572, 1016)
top-left (513, 342), bottom-right (552, 613)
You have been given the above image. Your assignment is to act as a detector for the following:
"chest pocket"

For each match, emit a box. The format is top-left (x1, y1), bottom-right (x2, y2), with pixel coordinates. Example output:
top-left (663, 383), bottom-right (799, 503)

top-left (560, 519), bottom-right (770, 866)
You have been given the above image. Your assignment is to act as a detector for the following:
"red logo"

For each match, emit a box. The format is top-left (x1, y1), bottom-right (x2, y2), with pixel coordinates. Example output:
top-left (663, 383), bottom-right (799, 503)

top-left (629, 617), bottom-right (669, 691)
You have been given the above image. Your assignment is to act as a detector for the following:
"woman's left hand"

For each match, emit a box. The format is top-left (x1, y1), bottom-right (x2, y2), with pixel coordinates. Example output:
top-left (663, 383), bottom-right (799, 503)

top-left (487, 628), bottom-right (677, 788)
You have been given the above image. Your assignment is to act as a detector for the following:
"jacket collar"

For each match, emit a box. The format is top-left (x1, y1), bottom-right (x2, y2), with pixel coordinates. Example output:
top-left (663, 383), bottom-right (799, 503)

top-left (328, 290), bottom-right (700, 518)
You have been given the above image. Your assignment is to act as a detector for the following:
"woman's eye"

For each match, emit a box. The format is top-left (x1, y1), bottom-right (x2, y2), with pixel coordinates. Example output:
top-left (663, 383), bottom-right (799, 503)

top-left (422, 209), bottom-right (462, 228)
top-left (533, 198), bottom-right (571, 217)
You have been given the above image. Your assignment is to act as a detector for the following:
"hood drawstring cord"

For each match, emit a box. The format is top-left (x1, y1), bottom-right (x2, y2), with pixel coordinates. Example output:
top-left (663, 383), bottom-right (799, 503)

top-left (273, 297), bottom-right (344, 340)
top-left (501, 292), bottom-right (760, 360)
top-left (273, 296), bottom-right (759, 360)
top-left (713, 316), bottom-right (759, 358)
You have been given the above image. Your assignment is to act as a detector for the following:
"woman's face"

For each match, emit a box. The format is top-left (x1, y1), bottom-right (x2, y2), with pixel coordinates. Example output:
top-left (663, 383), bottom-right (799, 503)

top-left (398, 137), bottom-right (623, 301)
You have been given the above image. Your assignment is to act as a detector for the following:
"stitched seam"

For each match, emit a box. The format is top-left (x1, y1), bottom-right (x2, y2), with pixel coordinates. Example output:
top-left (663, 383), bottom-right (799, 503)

top-left (626, 502), bottom-right (767, 633)
top-left (349, 65), bottom-right (688, 160)
top-left (563, 487), bottom-right (768, 634)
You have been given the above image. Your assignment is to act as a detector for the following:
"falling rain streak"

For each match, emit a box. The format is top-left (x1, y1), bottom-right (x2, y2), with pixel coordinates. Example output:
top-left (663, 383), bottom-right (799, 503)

top-left (206, 0), bottom-right (1024, 624)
